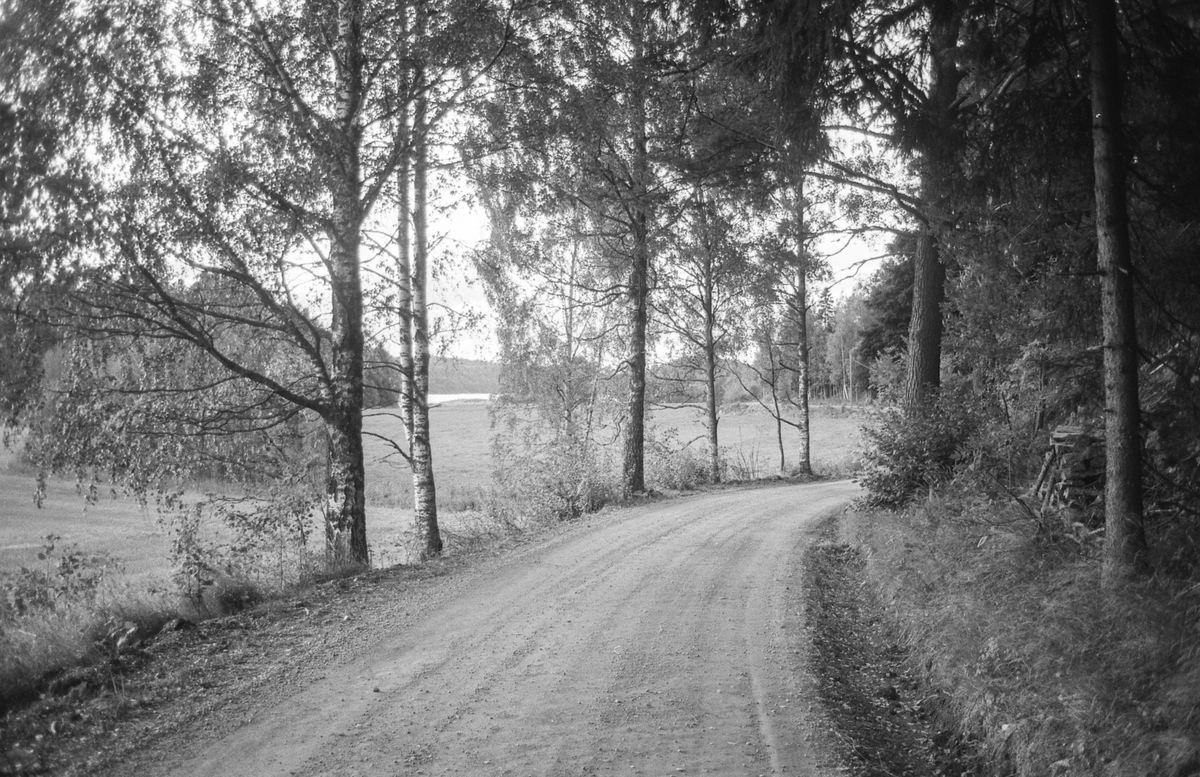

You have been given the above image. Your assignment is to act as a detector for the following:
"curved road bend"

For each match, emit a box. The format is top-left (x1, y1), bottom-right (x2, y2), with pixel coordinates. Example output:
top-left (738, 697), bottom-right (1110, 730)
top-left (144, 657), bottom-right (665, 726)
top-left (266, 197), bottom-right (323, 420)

top-left (160, 480), bottom-right (860, 777)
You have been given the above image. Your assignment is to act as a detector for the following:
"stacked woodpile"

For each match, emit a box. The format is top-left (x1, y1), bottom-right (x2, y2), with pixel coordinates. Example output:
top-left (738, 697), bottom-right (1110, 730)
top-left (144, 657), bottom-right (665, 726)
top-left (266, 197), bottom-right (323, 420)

top-left (1031, 425), bottom-right (1106, 528)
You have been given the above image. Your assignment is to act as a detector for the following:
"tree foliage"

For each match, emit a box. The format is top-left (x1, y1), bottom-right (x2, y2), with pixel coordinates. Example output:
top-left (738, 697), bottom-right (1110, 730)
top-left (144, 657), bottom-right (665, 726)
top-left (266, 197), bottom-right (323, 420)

top-left (2, 0), bottom-right (517, 568)
top-left (2, 0), bottom-right (1198, 592)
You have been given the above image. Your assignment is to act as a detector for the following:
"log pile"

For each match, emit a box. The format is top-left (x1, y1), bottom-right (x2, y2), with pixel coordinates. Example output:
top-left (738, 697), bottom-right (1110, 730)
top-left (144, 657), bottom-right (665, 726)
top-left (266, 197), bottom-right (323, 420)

top-left (1031, 425), bottom-right (1106, 527)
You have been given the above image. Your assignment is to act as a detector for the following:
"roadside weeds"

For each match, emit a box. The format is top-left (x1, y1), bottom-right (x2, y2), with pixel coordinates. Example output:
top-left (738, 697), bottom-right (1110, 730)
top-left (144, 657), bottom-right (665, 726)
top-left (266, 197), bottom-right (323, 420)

top-left (832, 501), bottom-right (1200, 777)
top-left (803, 522), bottom-right (980, 777)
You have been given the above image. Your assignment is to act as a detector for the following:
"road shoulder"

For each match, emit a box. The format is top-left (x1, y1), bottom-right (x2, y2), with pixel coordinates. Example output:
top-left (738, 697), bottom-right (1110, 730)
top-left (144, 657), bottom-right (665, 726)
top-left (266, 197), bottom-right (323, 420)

top-left (801, 513), bottom-right (979, 777)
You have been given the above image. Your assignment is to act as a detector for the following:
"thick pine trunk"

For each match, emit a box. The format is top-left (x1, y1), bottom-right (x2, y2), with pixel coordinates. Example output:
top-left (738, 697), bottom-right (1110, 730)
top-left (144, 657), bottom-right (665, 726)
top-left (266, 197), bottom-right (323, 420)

top-left (410, 46), bottom-right (442, 559)
top-left (1090, 0), bottom-right (1148, 585)
top-left (905, 228), bottom-right (946, 407)
top-left (904, 0), bottom-right (960, 410)
top-left (622, 53), bottom-right (651, 498)
top-left (325, 0), bottom-right (368, 567)
top-left (324, 401), bottom-right (368, 567)
top-left (623, 220), bottom-right (649, 497)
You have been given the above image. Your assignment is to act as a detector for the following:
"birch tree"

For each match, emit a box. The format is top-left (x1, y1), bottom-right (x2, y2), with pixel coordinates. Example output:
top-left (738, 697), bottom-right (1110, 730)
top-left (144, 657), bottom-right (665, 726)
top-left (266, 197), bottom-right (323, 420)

top-left (656, 189), bottom-right (756, 483)
top-left (382, 0), bottom-right (513, 557)
top-left (7, 0), bottom-right (405, 567)
top-left (471, 0), bottom-right (698, 498)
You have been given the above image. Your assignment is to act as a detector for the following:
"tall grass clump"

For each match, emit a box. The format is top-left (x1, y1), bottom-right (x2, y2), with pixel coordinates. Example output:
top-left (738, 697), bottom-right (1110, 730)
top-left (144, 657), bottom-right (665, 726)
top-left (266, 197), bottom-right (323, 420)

top-left (842, 493), bottom-right (1200, 777)
top-left (725, 441), bottom-right (765, 481)
top-left (0, 536), bottom-right (177, 713)
top-left (0, 490), bottom-right (335, 715)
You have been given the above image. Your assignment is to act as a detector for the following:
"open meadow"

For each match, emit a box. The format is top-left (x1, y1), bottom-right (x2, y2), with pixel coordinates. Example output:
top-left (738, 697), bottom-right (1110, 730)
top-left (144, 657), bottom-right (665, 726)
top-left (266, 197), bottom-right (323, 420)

top-left (1, 401), bottom-right (863, 577)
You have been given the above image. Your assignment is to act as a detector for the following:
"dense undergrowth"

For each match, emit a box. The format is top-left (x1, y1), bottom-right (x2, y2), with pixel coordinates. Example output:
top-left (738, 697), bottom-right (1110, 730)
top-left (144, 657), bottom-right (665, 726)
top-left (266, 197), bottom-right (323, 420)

top-left (851, 384), bottom-right (1200, 777)
top-left (0, 521), bottom-right (301, 715)
top-left (0, 537), bottom-right (177, 715)
top-left (843, 500), bottom-right (1200, 776)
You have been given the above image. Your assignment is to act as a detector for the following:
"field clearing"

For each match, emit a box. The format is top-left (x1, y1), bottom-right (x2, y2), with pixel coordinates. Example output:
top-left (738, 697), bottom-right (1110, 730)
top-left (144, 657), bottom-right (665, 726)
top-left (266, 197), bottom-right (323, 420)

top-left (654, 401), bottom-right (864, 479)
top-left (0, 401), bottom-right (863, 575)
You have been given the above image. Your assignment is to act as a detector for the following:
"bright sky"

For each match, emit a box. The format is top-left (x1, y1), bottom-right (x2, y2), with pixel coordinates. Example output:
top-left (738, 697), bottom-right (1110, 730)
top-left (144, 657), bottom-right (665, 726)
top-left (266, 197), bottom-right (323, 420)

top-left (424, 208), bottom-right (891, 362)
top-left (422, 131), bottom-right (907, 362)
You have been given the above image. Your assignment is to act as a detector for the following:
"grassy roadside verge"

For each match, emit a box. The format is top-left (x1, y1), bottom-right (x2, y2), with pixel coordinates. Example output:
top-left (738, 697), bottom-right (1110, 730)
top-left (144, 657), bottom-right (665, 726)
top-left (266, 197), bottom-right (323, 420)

top-left (0, 500), bottom-right (567, 776)
top-left (0, 558), bottom-right (471, 777)
top-left (803, 525), bottom-right (979, 777)
top-left (0, 501), bottom-right (551, 724)
top-left (836, 499), bottom-right (1200, 777)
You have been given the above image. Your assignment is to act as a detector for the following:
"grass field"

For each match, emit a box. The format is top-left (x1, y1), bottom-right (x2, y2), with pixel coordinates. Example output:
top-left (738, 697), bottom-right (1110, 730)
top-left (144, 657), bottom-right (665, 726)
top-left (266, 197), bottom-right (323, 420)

top-left (1, 401), bottom-right (863, 575)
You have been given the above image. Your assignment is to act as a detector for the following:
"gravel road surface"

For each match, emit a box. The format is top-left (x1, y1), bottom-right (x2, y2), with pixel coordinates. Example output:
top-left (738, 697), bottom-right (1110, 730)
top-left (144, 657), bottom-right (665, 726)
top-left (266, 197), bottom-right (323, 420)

top-left (150, 480), bottom-right (860, 777)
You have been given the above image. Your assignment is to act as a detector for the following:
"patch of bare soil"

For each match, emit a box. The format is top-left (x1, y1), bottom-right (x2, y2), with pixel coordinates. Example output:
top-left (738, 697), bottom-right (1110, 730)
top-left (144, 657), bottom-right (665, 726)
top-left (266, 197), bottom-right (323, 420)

top-left (802, 528), bottom-right (980, 777)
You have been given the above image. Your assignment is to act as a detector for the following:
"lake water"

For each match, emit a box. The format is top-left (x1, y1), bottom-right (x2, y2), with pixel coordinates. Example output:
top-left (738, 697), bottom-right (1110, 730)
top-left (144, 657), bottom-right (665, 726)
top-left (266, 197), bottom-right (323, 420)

top-left (427, 393), bottom-right (492, 404)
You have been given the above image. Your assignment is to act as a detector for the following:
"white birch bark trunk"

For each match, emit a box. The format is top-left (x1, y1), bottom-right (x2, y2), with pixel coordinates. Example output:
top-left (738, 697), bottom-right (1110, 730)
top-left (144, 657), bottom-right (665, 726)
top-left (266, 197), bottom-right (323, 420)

top-left (324, 0), bottom-right (369, 567)
top-left (410, 17), bottom-right (441, 557)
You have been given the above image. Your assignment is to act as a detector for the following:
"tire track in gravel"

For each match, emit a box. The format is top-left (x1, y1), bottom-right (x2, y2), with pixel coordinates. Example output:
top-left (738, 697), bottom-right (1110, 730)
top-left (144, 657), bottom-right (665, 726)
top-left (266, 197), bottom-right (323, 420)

top-left (150, 480), bottom-right (860, 777)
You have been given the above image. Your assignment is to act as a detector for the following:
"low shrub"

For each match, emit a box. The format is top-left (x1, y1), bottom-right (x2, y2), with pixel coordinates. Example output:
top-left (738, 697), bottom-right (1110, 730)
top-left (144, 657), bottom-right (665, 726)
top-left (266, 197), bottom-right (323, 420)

top-left (859, 386), bottom-right (997, 508)
top-left (817, 448), bottom-right (866, 481)
top-left (1, 535), bottom-right (118, 619)
top-left (0, 537), bottom-right (178, 713)
top-left (490, 436), bottom-right (620, 524)
top-left (163, 493), bottom-right (322, 616)
top-left (0, 491), bottom-right (332, 714)
top-left (644, 428), bottom-right (713, 492)
top-left (437, 509), bottom-right (530, 556)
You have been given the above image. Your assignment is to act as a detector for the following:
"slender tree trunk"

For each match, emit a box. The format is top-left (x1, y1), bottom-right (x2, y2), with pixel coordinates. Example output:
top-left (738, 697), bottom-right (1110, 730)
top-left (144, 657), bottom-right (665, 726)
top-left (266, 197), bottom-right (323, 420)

top-left (622, 46), bottom-right (651, 498)
top-left (839, 341), bottom-right (847, 400)
top-left (704, 312), bottom-right (720, 484)
top-left (793, 264), bottom-right (813, 475)
top-left (904, 0), bottom-right (960, 410)
top-left (1090, 0), bottom-right (1148, 585)
top-left (563, 233), bottom-right (580, 437)
top-left (325, 0), bottom-right (368, 567)
top-left (395, 1), bottom-right (414, 452)
top-left (773, 375), bottom-right (786, 474)
top-left (791, 176), bottom-right (813, 476)
top-left (699, 198), bottom-right (721, 484)
top-left (410, 38), bottom-right (442, 559)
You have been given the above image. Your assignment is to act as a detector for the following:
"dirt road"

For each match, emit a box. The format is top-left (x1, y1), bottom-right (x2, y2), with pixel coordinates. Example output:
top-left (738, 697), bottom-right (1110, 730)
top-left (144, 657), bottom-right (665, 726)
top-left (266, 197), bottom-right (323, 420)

top-left (145, 480), bottom-right (859, 777)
